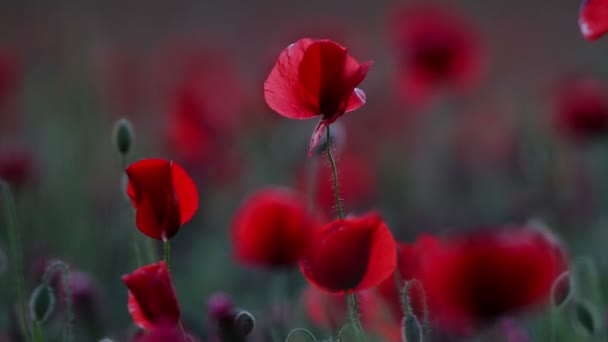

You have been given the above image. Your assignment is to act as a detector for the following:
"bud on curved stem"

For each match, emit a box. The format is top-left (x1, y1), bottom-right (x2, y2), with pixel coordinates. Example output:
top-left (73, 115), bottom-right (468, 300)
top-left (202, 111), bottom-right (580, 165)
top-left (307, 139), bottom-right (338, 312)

top-left (401, 314), bottom-right (422, 342)
top-left (29, 284), bottom-right (55, 323)
top-left (285, 328), bottom-right (318, 342)
top-left (40, 261), bottom-right (73, 342)
top-left (401, 279), bottom-right (429, 338)
top-left (112, 118), bottom-right (134, 161)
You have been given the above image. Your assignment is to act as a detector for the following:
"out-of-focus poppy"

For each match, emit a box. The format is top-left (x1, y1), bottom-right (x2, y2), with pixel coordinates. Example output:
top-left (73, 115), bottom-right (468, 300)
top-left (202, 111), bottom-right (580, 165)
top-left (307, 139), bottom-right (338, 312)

top-left (231, 187), bottom-right (319, 269)
top-left (0, 148), bottom-right (37, 189)
top-left (126, 159), bottom-right (198, 241)
top-left (390, 5), bottom-right (484, 106)
top-left (264, 38), bottom-right (372, 153)
top-left (579, 0), bottom-right (608, 41)
top-left (299, 212), bottom-right (397, 294)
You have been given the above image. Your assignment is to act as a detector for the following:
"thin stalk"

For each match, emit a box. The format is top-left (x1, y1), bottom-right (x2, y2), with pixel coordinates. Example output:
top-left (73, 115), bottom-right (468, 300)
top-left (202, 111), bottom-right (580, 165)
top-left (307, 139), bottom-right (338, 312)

top-left (346, 292), bottom-right (365, 342)
top-left (32, 321), bottom-right (44, 342)
top-left (285, 328), bottom-right (318, 342)
top-left (326, 126), bottom-right (343, 219)
top-left (164, 241), bottom-right (170, 268)
top-left (1, 181), bottom-right (31, 342)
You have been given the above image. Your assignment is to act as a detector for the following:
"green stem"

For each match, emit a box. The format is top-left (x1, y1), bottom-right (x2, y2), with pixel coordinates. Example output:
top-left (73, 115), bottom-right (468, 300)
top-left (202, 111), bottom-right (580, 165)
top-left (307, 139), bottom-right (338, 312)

top-left (32, 320), bottom-right (44, 342)
top-left (164, 241), bottom-right (170, 268)
top-left (326, 125), bottom-right (343, 219)
top-left (347, 292), bottom-right (365, 342)
top-left (1, 181), bottom-right (31, 342)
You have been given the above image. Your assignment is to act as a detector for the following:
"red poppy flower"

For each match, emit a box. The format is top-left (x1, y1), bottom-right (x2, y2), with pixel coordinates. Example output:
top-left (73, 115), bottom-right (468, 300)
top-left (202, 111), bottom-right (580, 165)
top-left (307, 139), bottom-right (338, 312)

top-left (0, 148), bottom-right (37, 189)
top-left (126, 159), bottom-right (198, 241)
top-left (295, 154), bottom-right (375, 218)
top-left (299, 212), bottom-right (397, 294)
top-left (264, 38), bottom-right (373, 153)
top-left (133, 324), bottom-right (199, 342)
top-left (417, 227), bottom-right (567, 335)
top-left (231, 187), bottom-right (319, 268)
top-left (302, 285), bottom-right (378, 331)
top-left (390, 5), bottom-right (483, 106)
top-left (122, 261), bottom-right (181, 330)
top-left (551, 76), bottom-right (608, 141)
top-left (579, 0), bottom-right (608, 40)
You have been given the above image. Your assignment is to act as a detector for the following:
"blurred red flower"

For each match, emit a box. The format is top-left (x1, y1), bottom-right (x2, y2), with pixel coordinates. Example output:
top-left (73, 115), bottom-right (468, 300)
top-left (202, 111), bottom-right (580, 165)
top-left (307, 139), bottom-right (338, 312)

top-left (552, 76), bottom-right (608, 141)
top-left (264, 38), bottom-right (373, 153)
top-left (0, 148), bottom-right (37, 189)
top-left (231, 187), bottom-right (319, 269)
top-left (417, 227), bottom-right (568, 335)
top-left (122, 261), bottom-right (181, 330)
top-left (390, 5), bottom-right (484, 106)
top-left (126, 159), bottom-right (198, 241)
top-left (295, 154), bottom-right (375, 219)
top-left (579, 0), bottom-right (608, 40)
top-left (0, 50), bottom-right (19, 113)
top-left (133, 323), bottom-right (199, 342)
top-left (302, 285), bottom-right (378, 331)
top-left (299, 212), bottom-right (397, 294)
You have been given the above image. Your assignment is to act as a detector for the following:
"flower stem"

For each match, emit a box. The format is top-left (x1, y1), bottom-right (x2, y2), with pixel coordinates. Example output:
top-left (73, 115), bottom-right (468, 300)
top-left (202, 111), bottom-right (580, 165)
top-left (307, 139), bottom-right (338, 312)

top-left (164, 241), bottom-right (171, 268)
top-left (347, 292), bottom-right (365, 341)
top-left (1, 180), bottom-right (31, 342)
top-left (326, 125), bottom-right (343, 219)
top-left (285, 328), bottom-right (318, 342)
top-left (32, 320), bottom-right (44, 342)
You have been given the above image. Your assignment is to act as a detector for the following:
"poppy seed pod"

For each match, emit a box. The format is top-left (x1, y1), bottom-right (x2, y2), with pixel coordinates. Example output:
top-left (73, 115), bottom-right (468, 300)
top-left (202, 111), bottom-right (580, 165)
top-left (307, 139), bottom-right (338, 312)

top-left (112, 118), bottom-right (134, 155)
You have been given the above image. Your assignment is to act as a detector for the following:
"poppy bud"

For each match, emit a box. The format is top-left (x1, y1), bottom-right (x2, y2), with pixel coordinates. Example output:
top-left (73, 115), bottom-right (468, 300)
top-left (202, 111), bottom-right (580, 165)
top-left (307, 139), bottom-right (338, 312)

top-left (401, 314), bottom-right (422, 342)
top-left (29, 284), bottom-right (55, 322)
top-left (551, 271), bottom-right (572, 308)
top-left (233, 310), bottom-right (255, 337)
top-left (113, 118), bottom-right (134, 155)
top-left (207, 292), bottom-right (234, 321)
top-left (570, 299), bottom-right (600, 336)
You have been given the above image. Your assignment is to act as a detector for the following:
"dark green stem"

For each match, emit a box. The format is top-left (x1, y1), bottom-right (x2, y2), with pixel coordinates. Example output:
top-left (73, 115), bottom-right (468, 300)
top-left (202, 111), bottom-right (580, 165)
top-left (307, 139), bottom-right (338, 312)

top-left (164, 241), bottom-right (170, 268)
top-left (32, 321), bottom-right (44, 342)
top-left (347, 292), bottom-right (365, 341)
top-left (326, 125), bottom-right (343, 219)
top-left (1, 181), bottom-right (31, 342)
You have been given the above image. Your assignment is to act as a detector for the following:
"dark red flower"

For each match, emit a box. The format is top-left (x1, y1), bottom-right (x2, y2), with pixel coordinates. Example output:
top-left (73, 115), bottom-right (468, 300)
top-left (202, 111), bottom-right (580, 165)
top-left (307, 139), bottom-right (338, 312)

top-left (122, 261), bottom-right (181, 330)
top-left (551, 76), bottom-right (608, 141)
top-left (417, 227), bottom-right (568, 335)
top-left (0, 148), bottom-right (37, 189)
top-left (390, 5), bottom-right (483, 106)
top-left (377, 235), bottom-right (439, 325)
top-left (231, 187), bottom-right (319, 268)
top-left (299, 212), bottom-right (397, 294)
top-left (126, 159), bottom-right (198, 241)
top-left (296, 154), bottom-right (375, 218)
top-left (0, 50), bottom-right (19, 113)
top-left (302, 285), bottom-right (378, 331)
top-left (579, 0), bottom-right (608, 41)
top-left (133, 323), bottom-right (199, 342)
top-left (264, 38), bottom-right (373, 153)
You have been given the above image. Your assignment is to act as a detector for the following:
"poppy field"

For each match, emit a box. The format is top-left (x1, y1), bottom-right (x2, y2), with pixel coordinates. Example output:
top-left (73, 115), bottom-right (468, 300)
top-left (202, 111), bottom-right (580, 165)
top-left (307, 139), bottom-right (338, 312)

top-left (2, 0), bottom-right (608, 341)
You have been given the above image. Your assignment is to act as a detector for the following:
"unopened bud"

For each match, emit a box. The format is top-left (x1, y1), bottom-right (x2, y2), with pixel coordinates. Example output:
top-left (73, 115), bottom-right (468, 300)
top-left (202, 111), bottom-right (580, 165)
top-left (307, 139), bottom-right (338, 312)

top-left (233, 310), bottom-right (255, 337)
top-left (112, 118), bottom-right (134, 155)
top-left (551, 271), bottom-right (572, 308)
top-left (29, 284), bottom-right (55, 322)
top-left (401, 314), bottom-right (422, 342)
top-left (207, 292), bottom-right (234, 321)
top-left (570, 299), bottom-right (599, 336)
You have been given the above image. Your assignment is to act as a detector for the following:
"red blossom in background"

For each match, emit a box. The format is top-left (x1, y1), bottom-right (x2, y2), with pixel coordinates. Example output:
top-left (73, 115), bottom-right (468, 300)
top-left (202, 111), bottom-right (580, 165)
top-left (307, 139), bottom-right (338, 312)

top-left (231, 187), bottom-right (319, 269)
top-left (551, 76), bottom-right (608, 141)
top-left (299, 212), bottom-right (397, 294)
top-left (122, 261), bottom-right (181, 330)
top-left (264, 38), bottom-right (372, 153)
top-left (0, 148), bottom-right (37, 189)
top-left (302, 285), bottom-right (378, 331)
top-left (0, 50), bottom-right (19, 113)
top-left (390, 5), bottom-right (484, 106)
top-left (126, 159), bottom-right (198, 241)
top-left (417, 227), bottom-right (568, 335)
top-left (579, 0), bottom-right (608, 40)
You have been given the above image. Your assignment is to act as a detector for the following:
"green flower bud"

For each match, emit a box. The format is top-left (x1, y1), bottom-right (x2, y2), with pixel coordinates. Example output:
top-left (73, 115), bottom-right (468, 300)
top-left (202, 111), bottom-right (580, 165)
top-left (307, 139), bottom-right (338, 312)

top-left (29, 284), bottom-right (55, 323)
top-left (112, 118), bottom-right (134, 155)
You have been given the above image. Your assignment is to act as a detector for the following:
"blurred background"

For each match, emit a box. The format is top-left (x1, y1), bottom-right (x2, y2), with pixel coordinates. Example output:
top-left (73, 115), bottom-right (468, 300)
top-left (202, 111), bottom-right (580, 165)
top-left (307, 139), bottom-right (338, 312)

top-left (1, 0), bottom-right (608, 340)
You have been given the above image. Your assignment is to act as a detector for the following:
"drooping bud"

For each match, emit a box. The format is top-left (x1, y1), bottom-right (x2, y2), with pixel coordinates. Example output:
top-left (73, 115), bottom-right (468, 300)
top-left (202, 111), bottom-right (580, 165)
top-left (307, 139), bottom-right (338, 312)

top-left (112, 118), bottom-right (134, 155)
top-left (233, 310), bottom-right (255, 337)
top-left (570, 299), bottom-right (599, 336)
top-left (207, 292), bottom-right (234, 321)
top-left (551, 271), bottom-right (572, 308)
top-left (29, 284), bottom-right (55, 323)
top-left (401, 314), bottom-right (422, 342)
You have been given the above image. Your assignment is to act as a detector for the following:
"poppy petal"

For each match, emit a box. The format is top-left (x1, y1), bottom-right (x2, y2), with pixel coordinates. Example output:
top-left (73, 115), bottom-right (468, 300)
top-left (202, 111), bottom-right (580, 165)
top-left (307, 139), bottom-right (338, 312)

top-left (264, 39), bottom-right (319, 119)
top-left (580, 0), bottom-right (608, 41)
top-left (135, 195), bottom-right (164, 240)
top-left (128, 291), bottom-right (154, 330)
top-left (170, 162), bottom-right (199, 224)
top-left (308, 119), bottom-right (331, 155)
